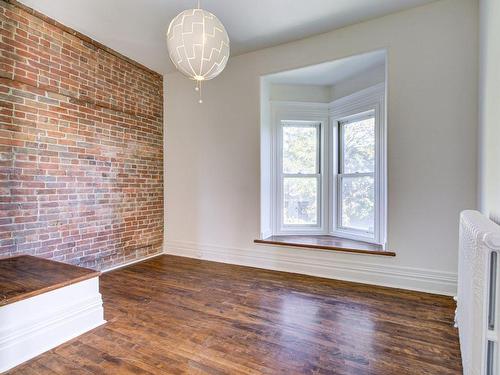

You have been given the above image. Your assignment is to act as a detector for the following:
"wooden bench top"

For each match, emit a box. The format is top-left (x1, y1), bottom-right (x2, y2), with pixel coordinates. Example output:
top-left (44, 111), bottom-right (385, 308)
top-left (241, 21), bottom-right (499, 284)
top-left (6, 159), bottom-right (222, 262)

top-left (0, 255), bottom-right (100, 307)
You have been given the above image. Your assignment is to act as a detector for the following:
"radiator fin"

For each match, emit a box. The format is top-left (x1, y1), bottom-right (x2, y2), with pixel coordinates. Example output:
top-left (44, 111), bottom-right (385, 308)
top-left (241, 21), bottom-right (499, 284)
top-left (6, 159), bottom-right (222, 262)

top-left (489, 252), bottom-right (497, 331)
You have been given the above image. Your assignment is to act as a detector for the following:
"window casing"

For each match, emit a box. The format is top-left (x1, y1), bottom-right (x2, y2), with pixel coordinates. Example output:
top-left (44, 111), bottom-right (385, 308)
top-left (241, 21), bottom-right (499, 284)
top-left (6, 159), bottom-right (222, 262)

top-left (270, 84), bottom-right (386, 245)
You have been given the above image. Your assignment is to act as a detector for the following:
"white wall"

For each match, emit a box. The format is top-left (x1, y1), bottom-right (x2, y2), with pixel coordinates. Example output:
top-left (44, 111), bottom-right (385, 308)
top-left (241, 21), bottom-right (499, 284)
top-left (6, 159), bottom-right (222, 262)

top-left (330, 64), bottom-right (386, 101)
top-left (270, 84), bottom-right (332, 103)
top-left (164, 0), bottom-right (478, 295)
top-left (260, 79), bottom-right (272, 239)
top-left (479, 0), bottom-right (500, 223)
top-left (268, 63), bottom-right (386, 103)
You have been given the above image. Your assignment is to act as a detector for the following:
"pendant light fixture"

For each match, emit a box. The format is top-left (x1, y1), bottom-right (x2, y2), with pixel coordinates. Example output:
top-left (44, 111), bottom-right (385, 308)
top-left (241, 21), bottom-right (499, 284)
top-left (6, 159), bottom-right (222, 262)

top-left (166, 1), bottom-right (230, 103)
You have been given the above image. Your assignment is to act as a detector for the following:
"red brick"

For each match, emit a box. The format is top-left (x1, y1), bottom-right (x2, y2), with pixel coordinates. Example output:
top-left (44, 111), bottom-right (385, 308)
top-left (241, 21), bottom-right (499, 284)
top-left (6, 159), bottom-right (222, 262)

top-left (0, 1), bottom-right (164, 269)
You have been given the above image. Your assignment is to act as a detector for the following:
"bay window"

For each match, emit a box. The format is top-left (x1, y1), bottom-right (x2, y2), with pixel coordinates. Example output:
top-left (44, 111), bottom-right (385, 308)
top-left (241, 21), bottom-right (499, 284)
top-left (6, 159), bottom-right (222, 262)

top-left (270, 84), bottom-right (386, 245)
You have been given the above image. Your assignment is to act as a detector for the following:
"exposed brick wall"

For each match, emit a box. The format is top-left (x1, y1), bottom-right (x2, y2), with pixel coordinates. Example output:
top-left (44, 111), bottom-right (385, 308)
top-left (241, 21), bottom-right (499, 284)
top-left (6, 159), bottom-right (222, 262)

top-left (0, 0), bottom-right (164, 269)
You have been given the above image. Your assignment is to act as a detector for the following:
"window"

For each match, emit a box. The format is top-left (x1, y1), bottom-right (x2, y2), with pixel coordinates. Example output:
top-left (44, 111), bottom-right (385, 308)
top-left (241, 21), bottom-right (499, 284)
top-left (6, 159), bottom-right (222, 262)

top-left (270, 84), bottom-right (386, 245)
top-left (281, 122), bottom-right (321, 227)
top-left (337, 113), bottom-right (375, 235)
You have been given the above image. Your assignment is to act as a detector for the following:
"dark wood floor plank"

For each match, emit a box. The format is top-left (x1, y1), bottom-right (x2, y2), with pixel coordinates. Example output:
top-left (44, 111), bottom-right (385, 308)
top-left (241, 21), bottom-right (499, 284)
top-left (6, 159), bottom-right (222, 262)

top-left (6, 255), bottom-right (461, 374)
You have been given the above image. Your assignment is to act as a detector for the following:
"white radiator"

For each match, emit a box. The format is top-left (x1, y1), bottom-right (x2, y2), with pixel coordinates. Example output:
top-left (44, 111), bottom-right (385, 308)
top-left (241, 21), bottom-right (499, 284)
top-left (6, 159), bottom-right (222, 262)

top-left (457, 210), bottom-right (500, 375)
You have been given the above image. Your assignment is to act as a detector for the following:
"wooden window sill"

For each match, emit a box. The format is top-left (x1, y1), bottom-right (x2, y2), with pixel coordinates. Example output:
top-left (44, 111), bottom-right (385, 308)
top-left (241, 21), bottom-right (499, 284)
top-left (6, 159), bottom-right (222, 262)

top-left (254, 235), bottom-right (395, 256)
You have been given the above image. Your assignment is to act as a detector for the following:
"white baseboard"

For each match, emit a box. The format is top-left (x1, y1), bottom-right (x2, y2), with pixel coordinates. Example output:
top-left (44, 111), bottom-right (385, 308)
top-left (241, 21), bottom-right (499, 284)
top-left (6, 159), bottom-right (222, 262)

top-left (0, 277), bottom-right (105, 373)
top-left (164, 240), bottom-right (457, 296)
top-left (102, 252), bottom-right (164, 273)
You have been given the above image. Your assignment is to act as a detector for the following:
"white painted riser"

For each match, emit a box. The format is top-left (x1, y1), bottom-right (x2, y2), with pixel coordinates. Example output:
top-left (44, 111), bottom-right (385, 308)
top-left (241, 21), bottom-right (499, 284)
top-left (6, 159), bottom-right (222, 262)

top-left (0, 277), bottom-right (105, 373)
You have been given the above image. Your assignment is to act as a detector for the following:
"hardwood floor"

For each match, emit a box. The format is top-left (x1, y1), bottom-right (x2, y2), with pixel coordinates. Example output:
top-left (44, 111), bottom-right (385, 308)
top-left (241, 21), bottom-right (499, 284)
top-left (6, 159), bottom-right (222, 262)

top-left (6, 255), bottom-right (462, 374)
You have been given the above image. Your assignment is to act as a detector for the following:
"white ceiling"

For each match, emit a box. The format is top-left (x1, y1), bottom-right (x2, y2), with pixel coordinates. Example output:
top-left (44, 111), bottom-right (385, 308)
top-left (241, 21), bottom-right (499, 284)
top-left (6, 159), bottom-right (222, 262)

top-left (264, 50), bottom-right (386, 86)
top-left (19, 0), bottom-right (435, 74)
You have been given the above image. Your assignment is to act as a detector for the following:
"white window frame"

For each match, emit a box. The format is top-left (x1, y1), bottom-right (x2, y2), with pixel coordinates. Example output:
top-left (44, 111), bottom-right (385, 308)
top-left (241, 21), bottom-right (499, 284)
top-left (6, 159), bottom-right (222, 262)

top-left (329, 84), bottom-right (386, 245)
top-left (279, 121), bottom-right (322, 231)
top-left (271, 104), bottom-right (329, 235)
top-left (334, 111), bottom-right (377, 241)
top-left (270, 83), bottom-right (386, 245)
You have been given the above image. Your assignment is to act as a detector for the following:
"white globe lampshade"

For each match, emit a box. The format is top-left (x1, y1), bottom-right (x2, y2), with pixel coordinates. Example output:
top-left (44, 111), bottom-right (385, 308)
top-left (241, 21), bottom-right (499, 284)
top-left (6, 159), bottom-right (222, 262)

top-left (166, 8), bottom-right (230, 81)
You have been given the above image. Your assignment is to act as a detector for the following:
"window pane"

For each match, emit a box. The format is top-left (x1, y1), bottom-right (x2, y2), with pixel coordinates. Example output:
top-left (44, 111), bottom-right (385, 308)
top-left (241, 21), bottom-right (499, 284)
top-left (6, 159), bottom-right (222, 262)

top-left (341, 176), bottom-right (374, 232)
top-left (283, 124), bottom-right (318, 174)
top-left (342, 117), bottom-right (375, 174)
top-left (283, 177), bottom-right (317, 225)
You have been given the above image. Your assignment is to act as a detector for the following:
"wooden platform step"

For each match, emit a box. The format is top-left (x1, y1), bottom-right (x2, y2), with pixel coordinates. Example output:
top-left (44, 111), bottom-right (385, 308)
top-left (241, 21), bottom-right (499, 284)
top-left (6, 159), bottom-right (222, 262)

top-left (0, 255), bottom-right (105, 372)
top-left (0, 255), bottom-right (100, 307)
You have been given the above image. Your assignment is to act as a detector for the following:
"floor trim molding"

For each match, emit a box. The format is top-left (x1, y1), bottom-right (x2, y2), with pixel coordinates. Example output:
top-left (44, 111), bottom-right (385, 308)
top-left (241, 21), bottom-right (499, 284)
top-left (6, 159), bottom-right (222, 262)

top-left (102, 253), bottom-right (164, 273)
top-left (164, 240), bottom-right (457, 296)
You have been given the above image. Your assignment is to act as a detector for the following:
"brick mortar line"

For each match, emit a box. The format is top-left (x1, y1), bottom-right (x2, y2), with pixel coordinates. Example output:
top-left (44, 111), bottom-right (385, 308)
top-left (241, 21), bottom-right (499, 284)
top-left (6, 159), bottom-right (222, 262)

top-left (1, 0), bottom-right (163, 79)
top-left (0, 76), bottom-right (163, 124)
